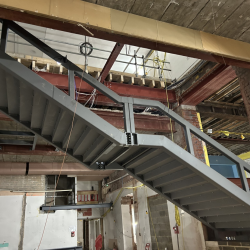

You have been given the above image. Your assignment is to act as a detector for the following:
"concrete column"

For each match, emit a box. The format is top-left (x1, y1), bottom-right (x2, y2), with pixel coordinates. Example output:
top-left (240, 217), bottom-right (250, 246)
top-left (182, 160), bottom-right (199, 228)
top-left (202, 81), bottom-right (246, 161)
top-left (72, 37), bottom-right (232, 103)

top-left (233, 67), bottom-right (250, 125)
top-left (173, 105), bottom-right (206, 163)
top-left (171, 105), bottom-right (207, 250)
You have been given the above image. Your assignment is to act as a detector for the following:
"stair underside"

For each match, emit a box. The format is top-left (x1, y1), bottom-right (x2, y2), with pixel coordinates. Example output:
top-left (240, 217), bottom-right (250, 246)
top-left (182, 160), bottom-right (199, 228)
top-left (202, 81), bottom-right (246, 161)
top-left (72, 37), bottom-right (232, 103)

top-left (0, 53), bottom-right (250, 231)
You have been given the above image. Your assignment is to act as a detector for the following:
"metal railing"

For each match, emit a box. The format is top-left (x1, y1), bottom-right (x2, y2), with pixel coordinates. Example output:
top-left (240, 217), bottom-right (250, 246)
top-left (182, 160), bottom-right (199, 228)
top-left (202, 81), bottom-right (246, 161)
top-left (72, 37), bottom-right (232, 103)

top-left (1, 18), bottom-right (249, 193)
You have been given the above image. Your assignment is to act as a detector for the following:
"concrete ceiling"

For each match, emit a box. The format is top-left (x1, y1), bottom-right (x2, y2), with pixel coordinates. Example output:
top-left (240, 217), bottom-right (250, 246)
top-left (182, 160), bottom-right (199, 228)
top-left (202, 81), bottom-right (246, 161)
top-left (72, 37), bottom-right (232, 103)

top-left (83, 0), bottom-right (250, 43)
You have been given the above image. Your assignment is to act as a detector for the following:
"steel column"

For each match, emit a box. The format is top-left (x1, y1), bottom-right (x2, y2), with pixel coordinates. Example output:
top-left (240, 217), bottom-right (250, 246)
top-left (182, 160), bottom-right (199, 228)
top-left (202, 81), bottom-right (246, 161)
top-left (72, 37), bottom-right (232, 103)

top-left (184, 127), bottom-right (194, 155)
top-left (32, 134), bottom-right (37, 150)
top-left (68, 70), bottom-right (75, 99)
top-left (237, 163), bottom-right (250, 192)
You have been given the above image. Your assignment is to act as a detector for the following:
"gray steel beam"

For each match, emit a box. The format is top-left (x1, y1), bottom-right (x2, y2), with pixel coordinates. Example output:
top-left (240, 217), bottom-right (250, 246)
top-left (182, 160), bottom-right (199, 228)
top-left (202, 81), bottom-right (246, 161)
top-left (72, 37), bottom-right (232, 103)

top-left (198, 206), bottom-right (249, 217)
top-left (184, 127), bottom-right (194, 155)
top-left (144, 160), bottom-right (182, 181)
top-left (52, 109), bottom-right (64, 142)
top-left (238, 163), bottom-right (250, 192)
top-left (90, 142), bottom-right (114, 166)
top-left (134, 152), bottom-right (171, 175)
top-left (0, 139), bottom-right (33, 145)
top-left (2, 19), bottom-right (250, 231)
top-left (62, 119), bottom-right (77, 149)
top-left (206, 213), bottom-right (250, 223)
top-left (123, 148), bottom-right (157, 169)
top-left (153, 168), bottom-right (194, 188)
top-left (82, 135), bottom-right (104, 161)
top-left (0, 130), bottom-right (34, 136)
top-left (137, 134), bottom-right (250, 210)
top-left (32, 134), bottom-right (37, 150)
top-left (121, 148), bottom-right (151, 167)
top-left (117, 161), bottom-right (216, 230)
top-left (4, 20), bottom-right (250, 181)
top-left (41, 203), bottom-right (113, 211)
top-left (215, 221), bottom-right (250, 229)
top-left (73, 126), bottom-right (91, 155)
top-left (68, 70), bottom-right (75, 99)
top-left (171, 183), bottom-right (217, 200)
top-left (106, 148), bottom-right (131, 167)
top-left (162, 175), bottom-right (206, 194)
top-left (189, 198), bottom-right (240, 211)
top-left (180, 191), bottom-right (227, 206)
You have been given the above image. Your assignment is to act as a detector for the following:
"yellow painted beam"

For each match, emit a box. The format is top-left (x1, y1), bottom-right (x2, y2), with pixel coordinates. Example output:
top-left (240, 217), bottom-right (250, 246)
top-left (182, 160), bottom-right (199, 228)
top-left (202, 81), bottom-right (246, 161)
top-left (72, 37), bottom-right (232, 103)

top-left (1, 0), bottom-right (250, 64)
top-left (197, 112), bottom-right (210, 167)
top-left (238, 151), bottom-right (250, 160)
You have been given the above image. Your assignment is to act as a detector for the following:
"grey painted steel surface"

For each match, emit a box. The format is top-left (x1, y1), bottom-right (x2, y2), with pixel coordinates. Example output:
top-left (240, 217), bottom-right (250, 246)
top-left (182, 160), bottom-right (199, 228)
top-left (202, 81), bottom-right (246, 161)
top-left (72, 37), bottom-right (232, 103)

top-left (1, 20), bottom-right (250, 231)
top-left (40, 203), bottom-right (112, 211)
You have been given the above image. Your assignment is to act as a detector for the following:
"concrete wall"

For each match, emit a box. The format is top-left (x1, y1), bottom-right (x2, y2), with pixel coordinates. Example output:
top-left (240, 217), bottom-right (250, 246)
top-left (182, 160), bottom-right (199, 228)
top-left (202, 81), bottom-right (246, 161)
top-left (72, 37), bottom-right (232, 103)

top-left (0, 175), bottom-right (46, 191)
top-left (136, 185), bottom-right (156, 249)
top-left (121, 204), bottom-right (133, 250)
top-left (0, 194), bottom-right (23, 250)
top-left (102, 180), bottom-right (206, 250)
top-left (89, 220), bottom-right (95, 250)
top-left (77, 220), bottom-right (84, 247)
top-left (148, 195), bottom-right (173, 250)
top-left (24, 195), bottom-right (77, 249)
top-left (0, 192), bottom-right (77, 250)
top-left (103, 188), bottom-right (133, 250)
top-left (77, 208), bottom-right (103, 220)
top-left (168, 202), bottom-right (206, 250)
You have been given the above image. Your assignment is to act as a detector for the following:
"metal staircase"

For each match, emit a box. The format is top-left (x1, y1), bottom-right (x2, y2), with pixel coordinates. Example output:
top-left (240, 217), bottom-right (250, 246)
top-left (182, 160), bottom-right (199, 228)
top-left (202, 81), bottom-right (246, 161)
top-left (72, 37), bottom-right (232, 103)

top-left (1, 19), bottom-right (250, 231)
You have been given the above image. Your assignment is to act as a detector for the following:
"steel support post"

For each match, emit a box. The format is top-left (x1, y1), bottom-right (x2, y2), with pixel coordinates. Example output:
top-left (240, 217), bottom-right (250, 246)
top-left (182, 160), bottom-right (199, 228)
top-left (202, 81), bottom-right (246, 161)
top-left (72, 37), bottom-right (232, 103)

top-left (237, 164), bottom-right (250, 192)
top-left (123, 101), bottom-right (136, 145)
top-left (142, 55), bottom-right (146, 78)
top-left (68, 70), bottom-right (75, 99)
top-left (0, 20), bottom-right (8, 52)
top-left (134, 50), bottom-right (138, 77)
top-left (123, 102), bottom-right (132, 133)
top-left (32, 134), bottom-right (37, 150)
top-left (184, 127), bottom-right (194, 155)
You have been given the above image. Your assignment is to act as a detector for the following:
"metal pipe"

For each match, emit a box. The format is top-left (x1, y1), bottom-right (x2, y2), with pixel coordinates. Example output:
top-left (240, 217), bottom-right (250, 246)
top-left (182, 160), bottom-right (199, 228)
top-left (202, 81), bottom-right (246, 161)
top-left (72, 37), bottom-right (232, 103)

top-left (7, 40), bottom-right (171, 71)
top-left (105, 173), bottom-right (129, 186)
top-left (1, 29), bottom-right (170, 63)
top-left (134, 50), bottom-right (138, 77)
top-left (40, 203), bottom-right (113, 211)
top-left (11, 189), bottom-right (72, 193)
